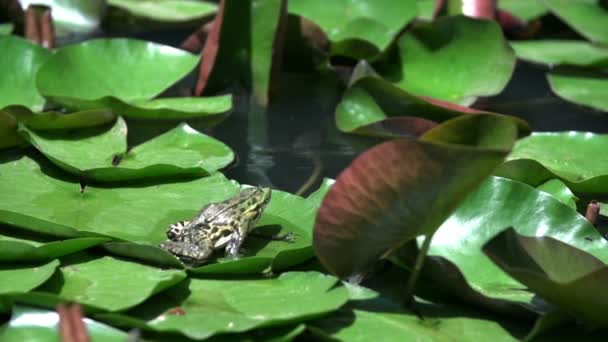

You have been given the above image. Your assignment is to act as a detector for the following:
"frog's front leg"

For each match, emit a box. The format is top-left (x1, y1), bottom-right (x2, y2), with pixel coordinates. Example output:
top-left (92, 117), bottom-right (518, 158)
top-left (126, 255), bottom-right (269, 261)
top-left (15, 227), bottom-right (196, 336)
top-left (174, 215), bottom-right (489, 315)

top-left (160, 240), bottom-right (212, 263)
top-left (225, 231), bottom-right (246, 259)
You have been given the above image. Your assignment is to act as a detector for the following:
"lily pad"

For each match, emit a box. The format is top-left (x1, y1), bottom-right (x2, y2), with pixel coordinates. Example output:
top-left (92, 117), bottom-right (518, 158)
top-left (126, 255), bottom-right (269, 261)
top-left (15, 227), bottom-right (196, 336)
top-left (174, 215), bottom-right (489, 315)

top-left (0, 305), bottom-right (129, 342)
top-left (0, 36), bottom-right (53, 111)
top-left (30, 253), bottom-right (186, 312)
top-left (314, 114), bottom-right (518, 278)
top-left (510, 40), bottom-right (608, 67)
top-left (335, 76), bottom-right (529, 137)
top-left (483, 228), bottom-right (608, 327)
top-left (288, 0), bottom-right (418, 59)
top-left (0, 260), bottom-right (59, 295)
top-left (19, 118), bottom-right (235, 181)
top-left (499, 0), bottom-right (547, 21)
top-left (0, 229), bottom-right (109, 262)
top-left (0, 23), bottom-right (13, 35)
top-left (537, 179), bottom-right (577, 210)
top-left (377, 15), bottom-right (516, 104)
top-left (108, 0), bottom-right (217, 22)
top-left (4, 106), bottom-right (116, 130)
top-left (96, 271), bottom-right (349, 340)
top-left (427, 176), bottom-right (608, 304)
top-left (35, 38), bottom-right (230, 119)
top-left (19, 0), bottom-right (105, 36)
top-left (495, 132), bottom-right (608, 193)
top-left (547, 72), bottom-right (608, 112)
top-left (545, 0), bottom-right (608, 45)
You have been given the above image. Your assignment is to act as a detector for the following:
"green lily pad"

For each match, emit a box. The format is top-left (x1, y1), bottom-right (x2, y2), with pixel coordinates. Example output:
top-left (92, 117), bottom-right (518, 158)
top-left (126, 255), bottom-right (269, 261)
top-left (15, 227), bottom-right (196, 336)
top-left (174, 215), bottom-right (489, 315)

top-left (0, 23), bottom-right (13, 35)
top-left (0, 36), bottom-right (53, 111)
top-left (30, 253), bottom-right (186, 312)
top-left (4, 106), bottom-right (116, 131)
top-left (484, 228), bottom-right (608, 327)
top-left (0, 229), bottom-right (109, 262)
top-left (427, 176), bottom-right (608, 304)
top-left (499, 0), bottom-right (547, 21)
top-left (0, 305), bottom-right (129, 342)
top-left (335, 76), bottom-right (529, 137)
top-left (314, 114), bottom-right (518, 278)
top-left (288, 0), bottom-right (418, 59)
top-left (307, 178), bottom-right (334, 206)
top-left (96, 271), bottom-right (349, 340)
top-left (545, 0), bottom-right (608, 45)
top-left (19, 118), bottom-right (235, 181)
top-left (108, 0), bottom-right (217, 22)
top-left (511, 40), bottom-right (608, 67)
top-left (19, 0), bottom-right (105, 36)
top-left (0, 260), bottom-right (59, 295)
top-left (35, 38), bottom-right (230, 119)
top-left (537, 179), bottom-right (577, 210)
top-left (495, 132), bottom-right (608, 193)
top-left (547, 72), bottom-right (608, 112)
top-left (377, 15), bottom-right (515, 104)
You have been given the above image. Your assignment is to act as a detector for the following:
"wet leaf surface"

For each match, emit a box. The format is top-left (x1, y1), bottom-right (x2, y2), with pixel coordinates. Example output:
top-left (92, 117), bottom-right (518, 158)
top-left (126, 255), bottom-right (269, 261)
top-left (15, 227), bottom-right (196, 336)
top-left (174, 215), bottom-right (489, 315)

top-left (545, 0), bottom-right (608, 44)
top-left (108, 0), bottom-right (217, 22)
top-left (547, 72), bottom-right (608, 112)
top-left (96, 271), bottom-right (349, 340)
top-left (427, 176), bottom-right (608, 304)
top-left (20, 119), bottom-right (235, 181)
top-left (511, 40), bottom-right (608, 67)
top-left (495, 132), bottom-right (608, 192)
top-left (314, 114), bottom-right (517, 278)
top-left (378, 15), bottom-right (515, 104)
top-left (288, 0), bottom-right (418, 58)
top-left (0, 260), bottom-right (59, 295)
top-left (0, 305), bottom-right (129, 342)
top-left (0, 36), bottom-right (53, 111)
top-left (484, 228), bottom-right (608, 327)
top-left (28, 253), bottom-right (186, 312)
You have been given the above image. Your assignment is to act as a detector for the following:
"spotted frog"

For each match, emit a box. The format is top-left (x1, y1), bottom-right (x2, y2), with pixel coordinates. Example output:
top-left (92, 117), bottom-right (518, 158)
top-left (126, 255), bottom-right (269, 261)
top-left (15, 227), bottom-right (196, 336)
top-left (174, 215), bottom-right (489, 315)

top-left (160, 187), bottom-right (291, 264)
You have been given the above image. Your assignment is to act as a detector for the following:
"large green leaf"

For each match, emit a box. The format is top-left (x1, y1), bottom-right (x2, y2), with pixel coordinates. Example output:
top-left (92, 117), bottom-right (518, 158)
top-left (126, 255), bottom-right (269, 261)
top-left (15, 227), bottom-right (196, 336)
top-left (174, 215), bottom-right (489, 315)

top-left (96, 272), bottom-right (349, 340)
top-left (0, 260), bottom-right (59, 295)
top-left (0, 36), bottom-right (53, 111)
top-left (28, 253), bottom-right (186, 312)
top-left (288, 0), bottom-right (418, 59)
top-left (0, 305), bottom-right (129, 342)
top-left (20, 118), bottom-right (235, 181)
top-left (314, 114), bottom-right (518, 278)
top-left (545, 0), bottom-right (608, 45)
top-left (19, 0), bottom-right (105, 36)
top-left (547, 72), bottom-right (608, 112)
top-left (495, 132), bottom-right (608, 192)
top-left (427, 176), bottom-right (608, 304)
top-left (378, 15), bottom-right (515, 104)
top-left (4, 106), bottom-right (116, 131)
top-left (484, 228), bottom-right (608, 327)
top-left (0, 228), bottom-right (108, 262)
top-left (334, 76), bottom-right (529, 137)
top-left (511, 40), bottom-right (608, 67)
top-left (108, 0), bottom-right (217, 22)
top-left (536, 179), bottom-right (577, 210)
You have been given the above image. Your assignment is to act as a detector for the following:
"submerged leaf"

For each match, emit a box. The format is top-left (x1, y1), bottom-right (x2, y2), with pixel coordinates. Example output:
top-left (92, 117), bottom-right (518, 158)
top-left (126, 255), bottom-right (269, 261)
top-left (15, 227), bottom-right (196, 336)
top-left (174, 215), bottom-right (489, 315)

top-left (314, 114), bottom-right (518, 278)
top-left (484, 228), bottom-right (608, 327)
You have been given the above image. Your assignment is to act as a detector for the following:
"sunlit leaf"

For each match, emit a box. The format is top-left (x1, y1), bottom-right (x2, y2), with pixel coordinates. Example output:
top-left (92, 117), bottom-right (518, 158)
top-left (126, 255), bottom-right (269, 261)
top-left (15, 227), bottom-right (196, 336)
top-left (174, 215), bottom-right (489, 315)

top-left (0, 305), bottom-right (129, 342)
top-left (537, 179), bottom-right (577, 210)
top-left (0, 260), bottom-right (59, 295)
top-left (0, 36), bottom-right (52, 111)
top-left (314, 114), bottom-right (518, 278)
top-left (495, 132), bottom-right (608, 192)
top-left (377, 15), bottom-right (515, 104)
top-left (288, 0), bottom-right (418, 59)
top-left (511, 40), bottom-right (608, 67)
top-left (96, 272), bottom-right (349, 340)
top-left (545, 0), bottom-right (608, 45)
top-left (20, 118), bottom-right (235, 181)
top-left (484, 228), bottom-right (608, 327)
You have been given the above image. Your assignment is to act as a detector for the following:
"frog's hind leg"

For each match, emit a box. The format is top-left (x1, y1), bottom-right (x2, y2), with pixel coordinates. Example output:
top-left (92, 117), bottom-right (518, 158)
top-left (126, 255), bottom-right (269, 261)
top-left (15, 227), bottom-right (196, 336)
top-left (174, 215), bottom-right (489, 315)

top-left (166, 221), bottom-right (190, 240)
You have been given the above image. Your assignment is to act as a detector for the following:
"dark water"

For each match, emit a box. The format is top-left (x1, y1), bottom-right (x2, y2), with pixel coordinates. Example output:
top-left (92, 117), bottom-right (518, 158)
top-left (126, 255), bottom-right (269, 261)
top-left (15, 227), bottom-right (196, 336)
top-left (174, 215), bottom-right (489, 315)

top-left (58, 27), bottom-right (608, 195)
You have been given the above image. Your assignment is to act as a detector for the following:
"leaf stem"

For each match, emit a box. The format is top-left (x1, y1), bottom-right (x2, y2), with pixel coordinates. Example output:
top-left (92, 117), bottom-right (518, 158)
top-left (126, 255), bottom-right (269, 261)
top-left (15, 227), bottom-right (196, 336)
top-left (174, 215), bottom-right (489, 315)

top-left (403, 233), bottom-right (434, 306)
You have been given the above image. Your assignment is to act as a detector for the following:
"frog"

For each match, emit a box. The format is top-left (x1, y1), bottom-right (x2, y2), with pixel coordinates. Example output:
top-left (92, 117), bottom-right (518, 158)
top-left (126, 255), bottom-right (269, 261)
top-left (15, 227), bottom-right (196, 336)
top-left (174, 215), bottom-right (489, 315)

top-left (159, 187), bottom-right (293, 264)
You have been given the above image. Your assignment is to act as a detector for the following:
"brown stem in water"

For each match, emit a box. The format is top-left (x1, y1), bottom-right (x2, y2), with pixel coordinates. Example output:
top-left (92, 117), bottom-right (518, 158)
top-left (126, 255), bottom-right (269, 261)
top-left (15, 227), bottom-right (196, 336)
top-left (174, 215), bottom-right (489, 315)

top-left (40, 7), bottom-right (54, 49)
top-left (24, 6), bottom-right (41, 45)
top-left (586, 200), bottom-right (600, 226)
top-left (57, 303), bottom-right (90, 342)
